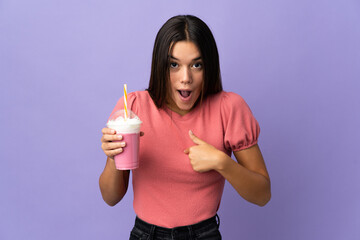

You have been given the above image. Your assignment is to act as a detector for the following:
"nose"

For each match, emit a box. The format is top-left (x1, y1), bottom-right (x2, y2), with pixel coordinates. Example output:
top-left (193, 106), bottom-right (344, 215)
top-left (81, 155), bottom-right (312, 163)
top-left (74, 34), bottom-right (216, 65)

top-left (180, 67), bottom-right (192, 84)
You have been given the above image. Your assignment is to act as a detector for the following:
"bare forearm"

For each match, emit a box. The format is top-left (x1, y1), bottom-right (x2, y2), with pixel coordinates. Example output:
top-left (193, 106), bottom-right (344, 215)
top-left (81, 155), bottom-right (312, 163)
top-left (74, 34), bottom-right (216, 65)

top-left (217, 154), bottom-right (271, 206)
top-left (99, 157), bottom-right (129, 206)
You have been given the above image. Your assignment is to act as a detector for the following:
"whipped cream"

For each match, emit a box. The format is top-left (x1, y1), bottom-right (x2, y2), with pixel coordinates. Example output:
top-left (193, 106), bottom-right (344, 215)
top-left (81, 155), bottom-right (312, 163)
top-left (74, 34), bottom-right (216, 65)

top-left (107, 116), bottom-right (142, 134)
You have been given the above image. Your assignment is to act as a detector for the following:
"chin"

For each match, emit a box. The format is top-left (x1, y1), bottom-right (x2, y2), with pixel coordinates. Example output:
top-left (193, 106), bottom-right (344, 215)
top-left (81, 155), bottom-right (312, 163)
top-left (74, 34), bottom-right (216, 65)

top-left (177, 102), bottom-right (194, 111)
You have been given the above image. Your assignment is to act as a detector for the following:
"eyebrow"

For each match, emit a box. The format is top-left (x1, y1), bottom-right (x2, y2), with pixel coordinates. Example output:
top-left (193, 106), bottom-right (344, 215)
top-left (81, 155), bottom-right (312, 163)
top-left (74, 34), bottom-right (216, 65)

top-left (170, 55), bottom-right (202, 61)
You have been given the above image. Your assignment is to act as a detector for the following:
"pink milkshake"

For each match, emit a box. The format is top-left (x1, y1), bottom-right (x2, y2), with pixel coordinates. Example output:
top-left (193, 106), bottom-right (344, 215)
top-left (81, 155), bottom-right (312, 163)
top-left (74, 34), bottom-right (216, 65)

top-left (107, 110), bottom-right (142, 170)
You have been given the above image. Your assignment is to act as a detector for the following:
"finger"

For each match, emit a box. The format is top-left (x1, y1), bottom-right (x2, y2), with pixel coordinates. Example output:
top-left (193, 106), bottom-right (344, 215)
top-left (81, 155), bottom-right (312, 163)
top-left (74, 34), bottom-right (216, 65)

top-left (103, 141), bottom-right (126, 150)
top-left (189, 130), bottom-right (207, 145)
top-left (102, 127), bottom-right (116, 135)
top-left (105, 148), bottom-right (123, 157)
top-left (102, 134), bottom-right (123, 142)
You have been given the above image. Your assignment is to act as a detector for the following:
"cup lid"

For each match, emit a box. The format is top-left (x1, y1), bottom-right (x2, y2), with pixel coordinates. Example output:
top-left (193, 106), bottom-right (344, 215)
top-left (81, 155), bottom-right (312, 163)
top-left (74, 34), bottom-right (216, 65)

top-left (108, 109), bottom-right (141, 122)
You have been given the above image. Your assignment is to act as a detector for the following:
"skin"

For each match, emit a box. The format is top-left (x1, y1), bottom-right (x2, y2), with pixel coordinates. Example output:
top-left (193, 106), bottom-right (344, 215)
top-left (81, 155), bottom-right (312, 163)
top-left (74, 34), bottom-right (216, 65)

top-left (99, 129), bottom-right (144, 206)
top-left (184, 130), bottom-right (271, 206)
top-left (166, 41), bottom-right (204, 115)
top-left (99, 41), bottom-right (271, 207)
top-left (99, 129), bottom-right (130, 206)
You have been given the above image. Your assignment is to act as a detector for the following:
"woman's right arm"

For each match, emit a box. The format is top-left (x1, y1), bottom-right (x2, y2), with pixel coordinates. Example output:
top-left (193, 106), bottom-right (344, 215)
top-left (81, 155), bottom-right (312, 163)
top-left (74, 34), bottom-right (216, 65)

top-left (99, 128), bottom-right (130, 206)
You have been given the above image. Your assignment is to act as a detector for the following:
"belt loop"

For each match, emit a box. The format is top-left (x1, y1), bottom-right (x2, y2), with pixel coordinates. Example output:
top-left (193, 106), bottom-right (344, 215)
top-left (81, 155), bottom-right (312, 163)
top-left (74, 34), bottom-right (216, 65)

top-left (187, 226), bottom-right (194, 240)
top-left (148, 225), bottom-right (155, 240)
top-left (215, 214), bottom-right (220, 228)
top-left (171, 229), bottom-right (175, 240)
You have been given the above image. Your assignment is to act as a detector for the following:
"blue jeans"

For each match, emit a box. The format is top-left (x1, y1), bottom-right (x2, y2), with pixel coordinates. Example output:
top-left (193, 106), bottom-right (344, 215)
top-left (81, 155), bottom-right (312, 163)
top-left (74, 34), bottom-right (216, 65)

top-left (129, 214), bottom-right (221, 240)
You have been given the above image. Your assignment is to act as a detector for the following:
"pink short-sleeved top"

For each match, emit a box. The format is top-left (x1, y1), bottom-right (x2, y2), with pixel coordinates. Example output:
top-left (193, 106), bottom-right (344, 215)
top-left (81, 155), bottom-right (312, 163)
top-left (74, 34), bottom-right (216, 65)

top-left (109, 91), bottom-right (260, 228)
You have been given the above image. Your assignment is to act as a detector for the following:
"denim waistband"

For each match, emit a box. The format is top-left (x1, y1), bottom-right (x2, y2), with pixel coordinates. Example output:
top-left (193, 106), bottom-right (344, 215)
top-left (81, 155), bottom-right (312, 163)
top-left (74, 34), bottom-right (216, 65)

top-left (133, 214), bottom-right (220, 239)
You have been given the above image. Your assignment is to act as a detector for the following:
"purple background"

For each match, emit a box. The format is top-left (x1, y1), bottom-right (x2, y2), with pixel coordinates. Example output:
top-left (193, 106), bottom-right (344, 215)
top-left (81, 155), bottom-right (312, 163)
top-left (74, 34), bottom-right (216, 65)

top-left (1, 1), bottom-right (359, 239)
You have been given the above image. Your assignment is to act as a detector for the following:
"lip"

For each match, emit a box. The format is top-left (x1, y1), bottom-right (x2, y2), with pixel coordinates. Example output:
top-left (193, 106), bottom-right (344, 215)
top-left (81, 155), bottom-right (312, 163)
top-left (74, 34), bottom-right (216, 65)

top-left (178, 89), bottom-right (192, 92)
top-left (177, 89), bottom-right (192, 102)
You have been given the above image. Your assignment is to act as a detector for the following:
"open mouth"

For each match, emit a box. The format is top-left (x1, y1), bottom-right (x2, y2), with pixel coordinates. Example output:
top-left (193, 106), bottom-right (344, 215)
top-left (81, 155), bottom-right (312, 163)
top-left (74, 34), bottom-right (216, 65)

top-left (178, 90), bottom-right (192, 100)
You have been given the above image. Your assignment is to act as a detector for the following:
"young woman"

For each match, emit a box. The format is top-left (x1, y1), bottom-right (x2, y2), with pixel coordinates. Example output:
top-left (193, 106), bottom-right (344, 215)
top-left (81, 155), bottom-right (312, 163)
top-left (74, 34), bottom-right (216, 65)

top-left (100, 15), bottom-right (271, 240)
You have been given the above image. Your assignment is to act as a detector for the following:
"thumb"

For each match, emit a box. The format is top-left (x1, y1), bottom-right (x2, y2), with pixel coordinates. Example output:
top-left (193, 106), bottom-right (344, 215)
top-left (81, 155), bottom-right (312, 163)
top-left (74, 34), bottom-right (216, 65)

top-left (184, 148), bottom-right (190, 154)
top-left (189, 130), bottom-right (207, 145)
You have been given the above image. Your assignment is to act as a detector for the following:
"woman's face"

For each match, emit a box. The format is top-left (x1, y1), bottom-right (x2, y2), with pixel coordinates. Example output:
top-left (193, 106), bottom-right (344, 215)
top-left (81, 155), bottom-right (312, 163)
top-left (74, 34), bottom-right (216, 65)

top-left (166, 41), bottom-right (204, 116)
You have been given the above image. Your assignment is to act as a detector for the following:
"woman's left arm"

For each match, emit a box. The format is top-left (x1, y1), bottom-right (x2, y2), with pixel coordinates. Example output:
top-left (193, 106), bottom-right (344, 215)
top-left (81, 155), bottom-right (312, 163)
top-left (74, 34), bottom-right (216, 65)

top-left (218, 144), bottom-right (271, 206)
top-left (185, 131), bottom-right (271, 206)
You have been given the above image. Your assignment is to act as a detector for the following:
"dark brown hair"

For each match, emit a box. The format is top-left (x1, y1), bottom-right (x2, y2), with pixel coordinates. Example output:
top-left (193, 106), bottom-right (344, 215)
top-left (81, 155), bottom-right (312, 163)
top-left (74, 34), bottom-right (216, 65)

top-left (146, 15), bottom-right (222, 108)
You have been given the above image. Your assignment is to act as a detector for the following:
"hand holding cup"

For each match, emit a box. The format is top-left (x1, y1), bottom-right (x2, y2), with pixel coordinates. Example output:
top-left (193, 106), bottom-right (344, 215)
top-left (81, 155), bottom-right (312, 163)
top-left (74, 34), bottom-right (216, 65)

top-left (105, 109), bottom-right (142, 170)
top-left (101, 128), bottom-right (126, 159)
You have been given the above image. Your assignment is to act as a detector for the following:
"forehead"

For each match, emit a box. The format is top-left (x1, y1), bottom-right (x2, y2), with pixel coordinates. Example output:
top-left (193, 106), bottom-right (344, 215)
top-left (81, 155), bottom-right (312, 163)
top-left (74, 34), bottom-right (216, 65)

top-left (170, 41), bottom-right (201, 60)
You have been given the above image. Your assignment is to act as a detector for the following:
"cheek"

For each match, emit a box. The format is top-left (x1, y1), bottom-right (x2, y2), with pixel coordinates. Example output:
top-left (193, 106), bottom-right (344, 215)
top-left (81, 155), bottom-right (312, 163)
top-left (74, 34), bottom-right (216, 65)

top-left (169, 74), bottom-right (178, 89)
top-left (194, 71), bottom-right (203, 83)
top-left (195, 76), bottom-right (204, 91)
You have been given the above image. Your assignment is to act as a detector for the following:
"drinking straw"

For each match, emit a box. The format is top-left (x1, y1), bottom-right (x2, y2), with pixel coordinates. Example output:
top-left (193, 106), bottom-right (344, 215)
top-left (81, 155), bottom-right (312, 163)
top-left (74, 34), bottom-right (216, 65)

top-left (124, 84), bottom-right (128, 120)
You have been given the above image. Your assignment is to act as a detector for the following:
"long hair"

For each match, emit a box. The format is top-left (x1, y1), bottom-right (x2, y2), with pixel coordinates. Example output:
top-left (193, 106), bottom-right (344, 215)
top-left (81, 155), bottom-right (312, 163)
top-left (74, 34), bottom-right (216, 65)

top-left (147, 15), bottom-right (222, 108)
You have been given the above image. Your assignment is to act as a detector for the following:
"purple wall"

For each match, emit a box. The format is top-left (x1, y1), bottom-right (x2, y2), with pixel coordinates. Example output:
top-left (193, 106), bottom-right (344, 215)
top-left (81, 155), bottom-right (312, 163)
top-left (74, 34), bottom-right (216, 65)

top-left (1, 1), bottom-right (359, 239)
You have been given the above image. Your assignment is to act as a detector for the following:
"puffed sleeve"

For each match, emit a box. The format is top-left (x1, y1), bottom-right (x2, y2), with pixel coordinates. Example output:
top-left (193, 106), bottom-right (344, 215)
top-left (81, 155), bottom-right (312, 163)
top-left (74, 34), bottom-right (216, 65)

top-left (108, 92), bottom-right (138, 119)
top-left (220, 92), bottom-right (260, 152)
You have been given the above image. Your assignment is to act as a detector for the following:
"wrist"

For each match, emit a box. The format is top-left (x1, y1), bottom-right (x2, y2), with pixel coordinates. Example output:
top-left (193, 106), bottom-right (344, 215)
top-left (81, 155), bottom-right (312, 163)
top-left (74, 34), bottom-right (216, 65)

top-left (106, 156), bottom-right (118, 171)
top-left (215, 151), bottom-right (232, 172)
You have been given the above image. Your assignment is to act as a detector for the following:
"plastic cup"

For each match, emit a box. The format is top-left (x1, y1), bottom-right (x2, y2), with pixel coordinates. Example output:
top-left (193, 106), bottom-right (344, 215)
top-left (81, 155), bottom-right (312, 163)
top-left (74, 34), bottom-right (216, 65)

top-left (106, 110), bottom-right (142, 170)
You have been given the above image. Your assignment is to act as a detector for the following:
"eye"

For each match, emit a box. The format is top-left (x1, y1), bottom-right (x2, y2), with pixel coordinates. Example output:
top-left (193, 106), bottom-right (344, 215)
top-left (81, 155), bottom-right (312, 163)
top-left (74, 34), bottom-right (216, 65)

top-left (192, 62), bottom-right (202, 69)
top-left (170, 62), bottom-right (178, 68)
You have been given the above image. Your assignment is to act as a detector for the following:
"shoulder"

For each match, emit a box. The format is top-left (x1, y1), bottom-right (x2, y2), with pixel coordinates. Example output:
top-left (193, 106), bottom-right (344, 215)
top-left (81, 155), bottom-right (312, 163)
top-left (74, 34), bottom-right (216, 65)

top-left (217, 91), bottom-right (255, 121)
top-left (110, 91), bottom-right (151, 116)
top-left (207, 91), bottom-right (249, 111)
top-left (127, 90), bottom-right (153, 105)
top-left (128, 90), bottom-right (159, 114)
top-left (128, 90), bottom-right (149, 100)
top-left (220, 91), bottom-right (247, 106)
top-left (207, 91), bottom-right (246, 102)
